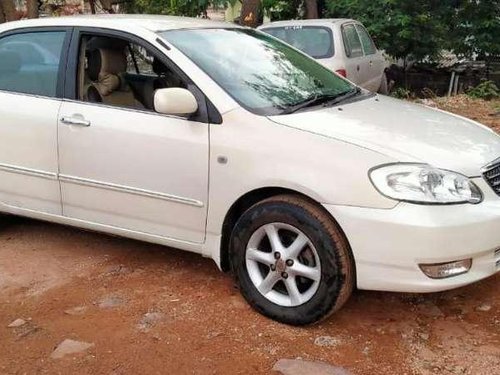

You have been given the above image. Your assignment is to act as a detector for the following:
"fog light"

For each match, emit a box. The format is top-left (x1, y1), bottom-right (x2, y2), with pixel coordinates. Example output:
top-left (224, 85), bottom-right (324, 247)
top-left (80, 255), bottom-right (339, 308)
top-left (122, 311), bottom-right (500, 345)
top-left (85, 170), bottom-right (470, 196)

top-left (419, 259), bottom-right (472, 279)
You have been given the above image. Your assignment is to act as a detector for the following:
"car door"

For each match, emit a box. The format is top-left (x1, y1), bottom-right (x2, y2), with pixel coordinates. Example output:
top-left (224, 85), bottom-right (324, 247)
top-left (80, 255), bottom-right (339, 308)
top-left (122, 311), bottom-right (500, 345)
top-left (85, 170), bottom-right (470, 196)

top-left (57, 29), bottom-right (210, 243)
top-left (340, 23), bottom-right (370, 88)
top-left (0, 28), bottom-right (71, 215)
top-left (355, 24), bottom-right (385, 92)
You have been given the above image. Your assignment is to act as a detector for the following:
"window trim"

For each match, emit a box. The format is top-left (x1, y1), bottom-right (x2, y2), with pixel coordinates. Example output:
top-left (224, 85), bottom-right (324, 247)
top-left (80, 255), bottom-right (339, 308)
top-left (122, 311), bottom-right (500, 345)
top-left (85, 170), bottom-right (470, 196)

top-left (0, 26), bottom-right (73, 99)
top-left (260, 25), bottom-right (335, 59)
top-left (341, 23), bottom-right (364, 59)
top-left (64, 26), bottom-right (222, 124)
top-left (354, 24), bottom-right (377, 56)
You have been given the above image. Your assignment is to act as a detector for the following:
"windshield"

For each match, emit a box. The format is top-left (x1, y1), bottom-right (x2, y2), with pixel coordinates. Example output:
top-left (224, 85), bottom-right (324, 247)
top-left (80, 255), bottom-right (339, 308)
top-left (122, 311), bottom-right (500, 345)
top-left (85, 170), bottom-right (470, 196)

top-left (159, 28), bottom-right (354, 116)
top-left (261, 26), bottom-right (334, 59)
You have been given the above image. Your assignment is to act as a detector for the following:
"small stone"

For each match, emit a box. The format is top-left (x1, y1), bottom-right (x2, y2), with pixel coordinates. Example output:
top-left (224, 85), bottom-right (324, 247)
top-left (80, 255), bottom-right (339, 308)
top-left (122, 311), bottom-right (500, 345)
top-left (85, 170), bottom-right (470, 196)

top-left (137, 312), bottom-right (165, 331)
top-left (104, 264), bottom-right (130, 277)
top-left (7, 318), bottom-right (27, 328)
top-left (206, 331), bottom-right (223, 340)
top-left (418, 332), bottom-right (430, 341)
top-left (418, 301), bottom-right (444, 318)
top-left (50, 339), bottom-right (94, 359)
top-left (98, 294), bottom-right (125, 309)
top-left (273, 359), bottom-right (352, 375)
top-left (476, 303), bottom-right (492, 312)
top-left (314, 336), bottom-right (341, 347)
top-left (64, 306), bottom-right (87, 316)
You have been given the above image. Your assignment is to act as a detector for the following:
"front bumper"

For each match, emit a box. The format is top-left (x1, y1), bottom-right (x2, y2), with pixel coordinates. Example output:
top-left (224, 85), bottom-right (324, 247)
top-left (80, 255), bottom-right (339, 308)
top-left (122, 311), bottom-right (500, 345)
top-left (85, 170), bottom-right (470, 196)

top-left (323, 179), bottom-right (500, 293)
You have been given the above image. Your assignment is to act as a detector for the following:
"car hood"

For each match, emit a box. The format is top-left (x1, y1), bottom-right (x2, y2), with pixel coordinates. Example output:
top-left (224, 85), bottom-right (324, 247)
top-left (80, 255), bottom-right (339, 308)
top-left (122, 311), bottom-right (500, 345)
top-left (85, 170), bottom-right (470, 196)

top-left (268, 95), bottom-right (500, 176)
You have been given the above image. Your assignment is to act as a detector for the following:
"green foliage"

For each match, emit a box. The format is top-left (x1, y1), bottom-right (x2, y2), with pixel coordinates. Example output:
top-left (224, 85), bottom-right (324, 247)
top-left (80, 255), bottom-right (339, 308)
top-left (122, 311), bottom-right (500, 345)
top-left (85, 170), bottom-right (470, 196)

top-left (126, 0), bottom-right (211, 17)
top-left (390, 87), bottom-right (412, 99)
top-left (467, 80), bottom-right (500, 101)
top-left (123, 0), bottom-right (498, 66)
top-left (452, 0), bottom-right (500, 59)
top-left (262, 0), bottom-right (302, 21)
top-left (323, 0), bottom-right (450, 62)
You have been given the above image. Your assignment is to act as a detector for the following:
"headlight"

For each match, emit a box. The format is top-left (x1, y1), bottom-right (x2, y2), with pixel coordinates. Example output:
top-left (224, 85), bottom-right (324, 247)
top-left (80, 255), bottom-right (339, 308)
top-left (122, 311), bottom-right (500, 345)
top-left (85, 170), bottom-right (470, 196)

top-left (369, 164), bottom-right (482, 204)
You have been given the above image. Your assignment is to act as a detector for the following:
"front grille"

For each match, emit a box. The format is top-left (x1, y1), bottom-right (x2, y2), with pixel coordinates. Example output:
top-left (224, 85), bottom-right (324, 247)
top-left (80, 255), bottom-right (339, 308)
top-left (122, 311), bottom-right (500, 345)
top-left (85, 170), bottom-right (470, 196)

top-left (483, 160), bottom-right (500, 197)
top-left (495, 248), bottom-right (500, 268)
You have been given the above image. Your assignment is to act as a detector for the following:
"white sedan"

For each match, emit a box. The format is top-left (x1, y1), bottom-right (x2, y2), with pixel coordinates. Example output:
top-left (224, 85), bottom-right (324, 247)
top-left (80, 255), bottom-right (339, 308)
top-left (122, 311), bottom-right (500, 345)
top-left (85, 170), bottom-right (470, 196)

top-left (0, 15), bottom-right (498, 325)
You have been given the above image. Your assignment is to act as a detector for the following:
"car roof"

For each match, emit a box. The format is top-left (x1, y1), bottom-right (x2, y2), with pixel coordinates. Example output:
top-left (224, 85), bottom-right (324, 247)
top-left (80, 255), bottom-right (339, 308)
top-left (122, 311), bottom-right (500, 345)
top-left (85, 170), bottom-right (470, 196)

top-left (258, 18), bottom-right (355, 28)
top-left (0, 14), bottom-right (241, 33)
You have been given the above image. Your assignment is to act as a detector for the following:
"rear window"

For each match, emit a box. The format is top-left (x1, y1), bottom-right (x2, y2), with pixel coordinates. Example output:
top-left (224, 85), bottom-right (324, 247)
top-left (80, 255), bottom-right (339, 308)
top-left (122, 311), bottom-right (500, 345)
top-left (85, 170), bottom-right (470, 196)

top-left (261, 26), bottom-right (334, 59)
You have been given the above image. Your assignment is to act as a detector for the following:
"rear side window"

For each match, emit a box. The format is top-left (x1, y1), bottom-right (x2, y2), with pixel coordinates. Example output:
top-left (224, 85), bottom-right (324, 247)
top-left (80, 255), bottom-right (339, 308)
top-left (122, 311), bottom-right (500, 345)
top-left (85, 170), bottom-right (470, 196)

top-left (262, 26), bottom-right (334, 59)
top-left (341, 24), bottom-right (363, 58)
top-left (355, 25), bottom-right (377, 55)
top-left (0, 31), bottom-right (66, 97)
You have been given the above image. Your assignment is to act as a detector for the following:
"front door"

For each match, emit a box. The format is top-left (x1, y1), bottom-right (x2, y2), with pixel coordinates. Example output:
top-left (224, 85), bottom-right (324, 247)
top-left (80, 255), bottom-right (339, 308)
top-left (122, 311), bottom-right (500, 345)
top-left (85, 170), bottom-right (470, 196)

top-left (58, 30), bottom-right (209, 243)
top-left (0, 28), bottom-right (70, 215)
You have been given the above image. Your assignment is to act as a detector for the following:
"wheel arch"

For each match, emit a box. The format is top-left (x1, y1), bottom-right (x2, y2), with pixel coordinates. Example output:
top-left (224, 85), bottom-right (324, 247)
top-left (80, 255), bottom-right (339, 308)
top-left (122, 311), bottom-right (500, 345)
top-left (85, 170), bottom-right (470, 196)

top-left (218, 186), bottom-right (352, 273)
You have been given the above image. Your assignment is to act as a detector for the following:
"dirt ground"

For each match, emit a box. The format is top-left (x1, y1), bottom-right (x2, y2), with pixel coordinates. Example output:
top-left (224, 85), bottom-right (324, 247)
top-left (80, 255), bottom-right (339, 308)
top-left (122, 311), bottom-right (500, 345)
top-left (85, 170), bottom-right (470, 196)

top-left (0, 96), bottom-right (499, 375)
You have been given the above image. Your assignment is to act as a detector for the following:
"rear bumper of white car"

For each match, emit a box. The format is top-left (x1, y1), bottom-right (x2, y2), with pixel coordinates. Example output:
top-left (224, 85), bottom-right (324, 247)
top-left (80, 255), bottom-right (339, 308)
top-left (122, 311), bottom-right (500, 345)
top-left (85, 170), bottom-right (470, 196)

top-left (323, 180), bottom-right (500, 293)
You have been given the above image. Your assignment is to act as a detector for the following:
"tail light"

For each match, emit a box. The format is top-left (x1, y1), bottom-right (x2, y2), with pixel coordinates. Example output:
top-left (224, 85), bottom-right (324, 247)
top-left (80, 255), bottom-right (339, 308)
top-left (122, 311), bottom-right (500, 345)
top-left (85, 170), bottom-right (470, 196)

top-left (335, 69), bottom-right (347, 78)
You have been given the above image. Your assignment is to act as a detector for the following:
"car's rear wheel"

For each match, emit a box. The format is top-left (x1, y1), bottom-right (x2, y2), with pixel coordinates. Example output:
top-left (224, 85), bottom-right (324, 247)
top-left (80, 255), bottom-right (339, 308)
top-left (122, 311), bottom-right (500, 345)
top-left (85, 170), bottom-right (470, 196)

top-left (230, 195), bottom-right (354, 325)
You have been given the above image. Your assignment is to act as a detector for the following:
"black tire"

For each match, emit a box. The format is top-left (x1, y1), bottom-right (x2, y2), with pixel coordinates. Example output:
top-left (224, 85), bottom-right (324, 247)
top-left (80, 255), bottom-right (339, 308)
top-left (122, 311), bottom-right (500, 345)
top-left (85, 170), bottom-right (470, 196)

top-left (229, 195), bottom-right (355, 326)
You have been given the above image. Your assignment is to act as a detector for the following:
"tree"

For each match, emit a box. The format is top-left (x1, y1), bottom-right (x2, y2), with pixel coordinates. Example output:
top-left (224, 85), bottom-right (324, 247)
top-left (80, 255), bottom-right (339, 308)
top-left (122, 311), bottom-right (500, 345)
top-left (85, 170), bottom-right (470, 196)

top-left (304, 0), bottom-right (317, 18)
top-left (26, 0), bottom-right (39, 18)
top-left (126, 0), bottom-right (211, 17)
top-left (0, 0), bottom-right (18, 23)
top-left (240, 0), bottom-right (260, 27)
top-left (453, 0), bottom-right (500, 59)
top-left (324, 0), bottom-right (450, 63)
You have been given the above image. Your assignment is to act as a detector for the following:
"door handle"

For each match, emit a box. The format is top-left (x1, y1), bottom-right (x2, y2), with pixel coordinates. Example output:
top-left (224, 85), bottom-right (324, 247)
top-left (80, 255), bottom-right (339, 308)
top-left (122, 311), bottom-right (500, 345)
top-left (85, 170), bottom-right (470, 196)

top-left (60, 116), bottom-right (91, 127)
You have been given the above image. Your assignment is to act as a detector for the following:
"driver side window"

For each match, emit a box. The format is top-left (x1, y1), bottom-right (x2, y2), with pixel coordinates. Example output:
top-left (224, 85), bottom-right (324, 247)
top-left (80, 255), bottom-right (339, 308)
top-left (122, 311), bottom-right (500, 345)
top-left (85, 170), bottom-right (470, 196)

top-left (78, 34), bottom-right (186, 111)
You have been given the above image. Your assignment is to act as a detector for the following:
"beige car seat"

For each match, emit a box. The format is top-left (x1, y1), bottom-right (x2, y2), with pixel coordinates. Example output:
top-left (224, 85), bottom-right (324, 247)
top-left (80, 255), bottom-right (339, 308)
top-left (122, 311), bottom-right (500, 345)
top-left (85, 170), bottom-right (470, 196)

top-left (85, 47), bottom-right (141, 108)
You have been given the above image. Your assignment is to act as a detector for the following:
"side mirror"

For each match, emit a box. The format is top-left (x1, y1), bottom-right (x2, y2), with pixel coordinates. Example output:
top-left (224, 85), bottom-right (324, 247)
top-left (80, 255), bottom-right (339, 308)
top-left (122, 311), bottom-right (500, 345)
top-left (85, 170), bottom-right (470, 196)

top-left (154, 88), bottom-right (198, 116)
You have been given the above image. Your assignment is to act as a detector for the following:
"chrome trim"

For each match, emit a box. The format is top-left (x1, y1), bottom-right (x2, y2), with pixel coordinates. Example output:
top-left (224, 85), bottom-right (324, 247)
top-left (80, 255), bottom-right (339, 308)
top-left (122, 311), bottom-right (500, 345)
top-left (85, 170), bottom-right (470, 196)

top-left (59, 174), bottom-right (204, 207)
top-left (60, 116), bottom-right (91, 127)
top-left (0, 162), bottom-right (57, 180)
top-left (482, 157), bottom-right (500, 173)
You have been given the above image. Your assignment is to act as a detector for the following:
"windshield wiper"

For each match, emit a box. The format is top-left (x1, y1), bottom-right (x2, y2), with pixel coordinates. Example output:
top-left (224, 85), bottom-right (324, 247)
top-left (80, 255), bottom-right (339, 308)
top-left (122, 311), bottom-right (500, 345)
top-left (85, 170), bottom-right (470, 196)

top-left (279, 87), bottom-right (362, 115)
top-left (323, 87), bottom-right (362, 107)
top-left (280, 93), bottom-right (339, 115)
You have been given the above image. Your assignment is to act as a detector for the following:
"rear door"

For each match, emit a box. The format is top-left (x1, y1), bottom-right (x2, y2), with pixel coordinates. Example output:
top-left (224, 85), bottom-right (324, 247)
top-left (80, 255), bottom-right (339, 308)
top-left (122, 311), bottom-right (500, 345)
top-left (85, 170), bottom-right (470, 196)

top-left (355, 24), bottom-right (385, 92)
top-left (340, 23), bottom-right (369, 87)
top-left (0, 28), bottom-right (71, 215)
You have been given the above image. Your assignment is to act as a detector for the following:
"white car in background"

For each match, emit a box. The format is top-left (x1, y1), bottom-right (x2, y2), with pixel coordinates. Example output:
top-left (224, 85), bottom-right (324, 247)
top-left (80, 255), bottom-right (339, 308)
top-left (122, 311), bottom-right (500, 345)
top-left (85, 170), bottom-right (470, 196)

top-left (0, 15), bottom-right (499, 326)
top-left (258, 19), bottom-right (388, 93)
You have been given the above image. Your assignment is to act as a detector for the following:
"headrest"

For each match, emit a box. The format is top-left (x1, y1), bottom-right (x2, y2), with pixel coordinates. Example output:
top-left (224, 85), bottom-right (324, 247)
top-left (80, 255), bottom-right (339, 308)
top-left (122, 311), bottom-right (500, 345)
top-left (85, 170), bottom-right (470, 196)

top-left (153, 58), bottom-right (169, 75)
top-left (0, 50), bottom-right (21, 74)
top-left (87, 48), bottom-right (127, 81)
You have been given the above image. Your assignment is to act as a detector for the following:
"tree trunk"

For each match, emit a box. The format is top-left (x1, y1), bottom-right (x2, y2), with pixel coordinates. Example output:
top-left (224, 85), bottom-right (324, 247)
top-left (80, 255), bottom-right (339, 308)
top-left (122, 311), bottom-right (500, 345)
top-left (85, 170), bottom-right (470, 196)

top-left (100, 0), bottom-right (115, 13)
top-left (240, 0), bottom-right (260, 28)
top-left (88, 0), bottom-right (96, 14)
top-left (26, 0), bottom-right (39, 19)
top-left (0, 0), bottom-right (18, 22)
top-left (305, 0), bottom-right (318, 19)
top-left (0, 2), bottom-right (5, 23)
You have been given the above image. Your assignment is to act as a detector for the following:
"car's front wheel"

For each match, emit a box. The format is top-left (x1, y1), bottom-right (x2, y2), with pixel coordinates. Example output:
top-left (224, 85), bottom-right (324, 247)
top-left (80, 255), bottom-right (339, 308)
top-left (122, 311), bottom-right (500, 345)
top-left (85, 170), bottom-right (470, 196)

top-left (230, 195), bottom-right (354, 325)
